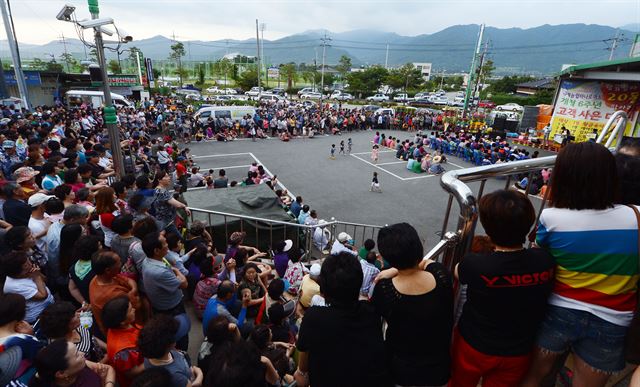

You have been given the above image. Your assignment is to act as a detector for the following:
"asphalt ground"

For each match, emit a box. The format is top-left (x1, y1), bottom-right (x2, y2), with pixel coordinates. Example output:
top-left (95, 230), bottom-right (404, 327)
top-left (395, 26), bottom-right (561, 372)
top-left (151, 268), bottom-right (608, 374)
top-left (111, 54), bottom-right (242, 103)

top-left (182, 130), bottom-right (554, 247)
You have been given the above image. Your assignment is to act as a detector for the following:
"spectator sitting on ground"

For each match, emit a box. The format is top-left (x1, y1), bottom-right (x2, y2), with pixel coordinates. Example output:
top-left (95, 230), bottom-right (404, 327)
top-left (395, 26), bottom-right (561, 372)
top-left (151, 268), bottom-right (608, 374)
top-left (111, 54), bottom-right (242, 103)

top-left (137, 314), bottom-right (203, 387)
top-left (0, 293), bottom-right (45, 385)
top-left (192, 254), bottom-right (223, 320)
top-left (294, 252), bottom-right (391, 387)
top-left (298, 263), bottom-right (321, 311)
top-left (101, 296), bottom-right (144, 387)
top-left (213, 169), bottom-right (228, 188)
top-left (312, 220), bottom-right (330, 253)
top-left (290, 196), bottom-right (303, 218)
top-left (67, 235), bottom-right (101, 306)
top-left (202, 280), bottom-right (250, 336)
top-left (330, 232), bottom-right (357, 257)
top-left (249, 324), bottom-right (296, 384)
top-left (30, 339), bottom-right (116, 387)
top-left (283, 247), bottom-right (308, 296)
top-left (1, 251), bottom-right (54, 324)
top-left (297, 205), bottom-right (310, 225)
top-left (273, 239), bottom-right (293, 278)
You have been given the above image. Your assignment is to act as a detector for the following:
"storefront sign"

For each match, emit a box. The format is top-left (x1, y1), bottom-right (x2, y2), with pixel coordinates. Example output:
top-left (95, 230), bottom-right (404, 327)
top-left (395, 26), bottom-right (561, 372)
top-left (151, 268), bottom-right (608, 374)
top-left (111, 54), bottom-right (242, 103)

top-left (550, 79), bottom-right (640, 142)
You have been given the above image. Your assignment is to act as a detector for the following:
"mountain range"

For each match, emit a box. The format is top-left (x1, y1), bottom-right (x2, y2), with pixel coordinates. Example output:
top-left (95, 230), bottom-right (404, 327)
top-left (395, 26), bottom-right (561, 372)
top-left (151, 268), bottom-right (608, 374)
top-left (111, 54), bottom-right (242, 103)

top-left (5, 23), bottom-right (637, 75)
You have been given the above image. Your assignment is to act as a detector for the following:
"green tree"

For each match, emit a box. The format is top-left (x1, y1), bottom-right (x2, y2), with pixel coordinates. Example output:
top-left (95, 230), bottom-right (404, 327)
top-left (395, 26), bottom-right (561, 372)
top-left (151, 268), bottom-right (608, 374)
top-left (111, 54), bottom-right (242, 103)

top-left (107, 59), bottom-right (122, 74)
top-left (60, 53), bottom-right (79, 72)
top-left (385, 63), bottom-right (423, 92)
top-left (478, 59), bottom-right (495, 86)
top-left (302, 70), bottom-right (316, 87)
top-left (335, 55), bottom-right (352, 79)
top-left (152, 68), bottom-right (161, 80)
top-left (169, 42), bottom-right (186, 84)
top-left (88, 49), bottom-right (99, 63)
top-left (218, 58), bottom-right (233, 86)
top-left (486, 75), bottom-right (535, 94)
top-left (197, 63), bottom-right (205, 85)
top-left (279, 63), bottom-right (297, 89)
top-left (29, 58), bottom-right (46, 70)
top-left (346, 66), bottom-right (388, 96)
top-left (46, 60), bottom-right (64, 73)
top-left (235, 67), bottom-right (258, 90)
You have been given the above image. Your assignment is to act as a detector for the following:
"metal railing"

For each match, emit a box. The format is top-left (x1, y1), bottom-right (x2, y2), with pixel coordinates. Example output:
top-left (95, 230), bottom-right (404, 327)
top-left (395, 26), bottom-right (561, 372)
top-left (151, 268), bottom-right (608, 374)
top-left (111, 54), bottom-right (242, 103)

top-left (426, 109), bottom-right (631, 270)
top-left (188, 207), bottom-right (384, 260)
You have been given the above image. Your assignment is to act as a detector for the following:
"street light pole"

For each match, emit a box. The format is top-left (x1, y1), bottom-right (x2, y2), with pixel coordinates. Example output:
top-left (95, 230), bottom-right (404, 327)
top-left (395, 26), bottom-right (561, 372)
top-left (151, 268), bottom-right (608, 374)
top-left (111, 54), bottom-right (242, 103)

top-left (88, 0), bottom-right (124, 177)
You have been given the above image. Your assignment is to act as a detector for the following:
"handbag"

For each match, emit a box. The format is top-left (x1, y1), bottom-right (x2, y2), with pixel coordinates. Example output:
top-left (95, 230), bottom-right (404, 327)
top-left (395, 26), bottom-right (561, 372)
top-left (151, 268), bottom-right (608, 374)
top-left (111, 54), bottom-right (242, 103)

top-left (625, 204), bottom-right (640, 364)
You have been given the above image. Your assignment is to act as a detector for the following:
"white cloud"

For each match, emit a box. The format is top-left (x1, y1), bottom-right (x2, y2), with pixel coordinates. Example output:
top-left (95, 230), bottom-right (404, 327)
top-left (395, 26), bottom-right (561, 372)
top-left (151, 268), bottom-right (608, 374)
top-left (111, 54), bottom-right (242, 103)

top-left (6, 0), bottom-right (640, 44)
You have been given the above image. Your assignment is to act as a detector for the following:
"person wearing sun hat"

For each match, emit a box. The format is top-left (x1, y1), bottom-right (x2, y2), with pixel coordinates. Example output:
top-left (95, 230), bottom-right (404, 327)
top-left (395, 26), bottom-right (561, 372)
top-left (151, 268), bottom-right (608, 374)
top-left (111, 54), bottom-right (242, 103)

top-left (0, 139), bottom-right (23, 180)
top-left (330, 232), bottom-right (357, 257)
top-left (13, 166), bottom-right (40, 196)
top-left (226, 231), bottom-right (265, 269)
top-left (273, 239), bottom-right (293, 278)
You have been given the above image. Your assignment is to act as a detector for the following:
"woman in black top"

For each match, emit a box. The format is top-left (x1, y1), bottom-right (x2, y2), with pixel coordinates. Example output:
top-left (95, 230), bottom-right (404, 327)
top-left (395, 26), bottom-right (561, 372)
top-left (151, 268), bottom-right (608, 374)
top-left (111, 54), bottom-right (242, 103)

top-left (372, 222), bottom-right (453, 387)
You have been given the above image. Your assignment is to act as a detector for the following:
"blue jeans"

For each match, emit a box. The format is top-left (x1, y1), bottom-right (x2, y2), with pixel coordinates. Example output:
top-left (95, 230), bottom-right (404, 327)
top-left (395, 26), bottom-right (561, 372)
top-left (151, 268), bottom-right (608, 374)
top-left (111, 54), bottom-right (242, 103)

top-left (536, 305), bottom-right (628, 373)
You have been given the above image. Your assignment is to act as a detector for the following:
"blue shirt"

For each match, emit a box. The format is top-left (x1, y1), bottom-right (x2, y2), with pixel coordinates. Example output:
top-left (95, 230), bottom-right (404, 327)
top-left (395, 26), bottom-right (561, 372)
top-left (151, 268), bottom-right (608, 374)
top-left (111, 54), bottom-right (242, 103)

top-left (290, 201), bottom-right (302, 217)
top-left (202, 295), bottom-right (246, 335)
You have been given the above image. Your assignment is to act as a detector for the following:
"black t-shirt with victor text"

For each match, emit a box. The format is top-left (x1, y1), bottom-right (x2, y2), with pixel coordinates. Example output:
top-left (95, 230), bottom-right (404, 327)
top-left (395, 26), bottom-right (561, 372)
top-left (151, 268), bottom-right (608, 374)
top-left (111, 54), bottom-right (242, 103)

top-left (297, 302), bottom-right (392, 387)
top-left (458, 248), bottom-right (555, 356)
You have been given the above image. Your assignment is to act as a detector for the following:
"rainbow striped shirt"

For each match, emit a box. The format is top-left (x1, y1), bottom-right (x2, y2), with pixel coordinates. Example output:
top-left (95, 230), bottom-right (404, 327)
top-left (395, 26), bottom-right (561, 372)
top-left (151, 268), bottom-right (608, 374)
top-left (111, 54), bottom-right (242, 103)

top-left (537, 205), bottom-right (639, 327)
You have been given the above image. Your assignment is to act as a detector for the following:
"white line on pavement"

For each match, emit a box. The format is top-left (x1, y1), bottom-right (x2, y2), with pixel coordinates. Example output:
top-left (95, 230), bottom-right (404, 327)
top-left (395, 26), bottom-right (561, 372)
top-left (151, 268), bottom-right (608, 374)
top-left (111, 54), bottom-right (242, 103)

top-left (249, 152), bottom-right (296, 200)
top-left (196, 164), bottom-right (252, 170)
top-left (350, 154), bottom-right (407, 181)
top-left (191, 152), bottom-right (252, 159)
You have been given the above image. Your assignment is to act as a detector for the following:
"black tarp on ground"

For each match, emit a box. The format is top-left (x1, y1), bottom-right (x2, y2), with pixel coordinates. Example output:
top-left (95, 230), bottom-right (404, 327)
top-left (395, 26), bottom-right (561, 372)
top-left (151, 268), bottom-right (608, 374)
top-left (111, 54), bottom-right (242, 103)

top-left (183, 184), bottom-right (304, 253)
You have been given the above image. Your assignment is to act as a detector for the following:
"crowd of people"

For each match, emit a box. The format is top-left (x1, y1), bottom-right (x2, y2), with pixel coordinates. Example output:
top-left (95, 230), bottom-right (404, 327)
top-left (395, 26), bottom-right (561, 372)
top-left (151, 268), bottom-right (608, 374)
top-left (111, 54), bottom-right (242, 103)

top-left (0, 93), bottom-right (638, 387)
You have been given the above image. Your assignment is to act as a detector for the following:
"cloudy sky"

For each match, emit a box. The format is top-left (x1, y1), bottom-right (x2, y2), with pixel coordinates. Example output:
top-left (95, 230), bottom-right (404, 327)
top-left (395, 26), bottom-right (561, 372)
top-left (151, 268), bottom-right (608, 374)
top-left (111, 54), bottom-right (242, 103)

top-left (7, 0), bottom-right (640, 44)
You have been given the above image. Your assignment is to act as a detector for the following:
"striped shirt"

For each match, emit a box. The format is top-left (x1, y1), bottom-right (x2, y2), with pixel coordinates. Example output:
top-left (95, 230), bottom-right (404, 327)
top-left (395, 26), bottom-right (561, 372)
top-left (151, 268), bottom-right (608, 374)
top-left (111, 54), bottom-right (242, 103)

top-left (537, 205), bottom-right (639, 326)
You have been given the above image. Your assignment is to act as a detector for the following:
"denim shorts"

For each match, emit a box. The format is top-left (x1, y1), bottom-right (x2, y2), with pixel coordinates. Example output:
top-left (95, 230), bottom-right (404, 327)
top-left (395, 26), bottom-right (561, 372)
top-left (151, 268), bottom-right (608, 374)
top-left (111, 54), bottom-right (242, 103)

top-left (536, 305), bottom-right (628, 373)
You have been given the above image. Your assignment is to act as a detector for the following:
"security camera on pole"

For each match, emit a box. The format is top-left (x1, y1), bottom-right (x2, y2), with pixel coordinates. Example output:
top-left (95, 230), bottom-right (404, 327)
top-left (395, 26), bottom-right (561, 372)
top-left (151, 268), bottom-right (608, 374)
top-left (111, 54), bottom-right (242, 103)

top-left (57, 1), bottom-right (127, 177)
top-left (87, 0), bottom-right (124, 177)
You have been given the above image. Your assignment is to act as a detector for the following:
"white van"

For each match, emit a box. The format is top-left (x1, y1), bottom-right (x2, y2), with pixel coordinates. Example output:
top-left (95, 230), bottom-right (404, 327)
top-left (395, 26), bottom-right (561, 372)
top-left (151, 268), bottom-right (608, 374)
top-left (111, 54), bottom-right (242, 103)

top-left (194, 105), bottom-right (256, 126)
top-left (66, 90), bottom-right (133, 108)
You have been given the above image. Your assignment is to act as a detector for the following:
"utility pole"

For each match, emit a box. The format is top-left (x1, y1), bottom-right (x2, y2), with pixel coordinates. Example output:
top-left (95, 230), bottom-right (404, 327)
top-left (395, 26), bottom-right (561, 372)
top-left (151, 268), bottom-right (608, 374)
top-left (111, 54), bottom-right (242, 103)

top-left (59, 32), bottom-right (70, 72)
top-left (384, 44), bottom-right (389, 69)
top-left (260, 23), bottom-right (266, 87)
top-left (320, 32), bottom-right (331, 111)
top-left (256, 19), bottom-right (262, 99)
top-left (463, 23), bottom-right (484, 118)
top-left (88, 0), bottom-right (124, 177)
top-left (609, 30), bottom-right (621, 61)
top-left (0, 0), bottom-right (29, 110)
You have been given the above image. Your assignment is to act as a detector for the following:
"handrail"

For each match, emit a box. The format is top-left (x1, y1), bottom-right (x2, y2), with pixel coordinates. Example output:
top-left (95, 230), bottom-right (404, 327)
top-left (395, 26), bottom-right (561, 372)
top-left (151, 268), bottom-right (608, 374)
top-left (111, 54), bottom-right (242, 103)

top-left (437, 155), bottom-right (557, 269)
top-left (596, 110), bottom-right (628, 150)
top-left (189, 206), bottom-right (322, 229)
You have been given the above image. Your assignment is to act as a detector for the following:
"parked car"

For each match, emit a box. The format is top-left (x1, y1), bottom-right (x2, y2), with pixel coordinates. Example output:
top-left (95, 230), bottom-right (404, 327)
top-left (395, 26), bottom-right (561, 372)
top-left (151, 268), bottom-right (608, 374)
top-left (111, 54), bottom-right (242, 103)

top-left (366, 93), bottom-right (389, 102)
top-left (362, 105), bottom-right (381, 112)
top-left (185, 93), bottom-right (202, 101)
top-left (413, 92), bottom-right (430, 100)
top-left (429, 95), bottom-right (449, 105)
top-left (374, 108), bottom-right (395, 116)
top-left (298, 87), bottom-right (319, 97)
top-left (245, 87), bottom-right (265, 97)
top-left (409, 98), bottom-right (432, 107)
top-left (224, 88), bottom-right (238, 95)
top-left (448, 97), bottom-right (465, 107)
top-left (393, 93), bottom-right (413, 102)
top-left (300, 91), bottom-right (323, 100)
top-left (496, 102), bottom-right (523, 112)
top-left (269, 87), bottom-right (286, 96)
top-left (478, 100), bottom-right (496, 109)
top-left (259, 93), bottom-right (285, 102)
top-left (299, 100), bottom-right (318, 109)
top-left (206, 86), bottom-right (223, 94)
top-left (334, 92), bottom-right (354, 101)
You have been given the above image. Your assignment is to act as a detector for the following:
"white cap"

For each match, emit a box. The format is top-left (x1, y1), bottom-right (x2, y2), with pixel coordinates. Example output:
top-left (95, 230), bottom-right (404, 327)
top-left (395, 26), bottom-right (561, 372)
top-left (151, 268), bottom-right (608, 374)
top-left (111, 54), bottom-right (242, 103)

top-left (283, 239), bottom-right (293, 252)
top-left (28, 193), bottom-right (55, 207)
top-left (310, 263), bottom-right (321, 276)
top-left (338, 232), bottom-right (352, 243)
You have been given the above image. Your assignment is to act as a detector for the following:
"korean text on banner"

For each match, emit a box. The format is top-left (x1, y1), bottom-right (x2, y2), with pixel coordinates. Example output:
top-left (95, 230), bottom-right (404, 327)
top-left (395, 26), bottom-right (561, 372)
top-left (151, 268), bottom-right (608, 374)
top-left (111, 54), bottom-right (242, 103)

top-left (550, 80), bottom-right (640, 143)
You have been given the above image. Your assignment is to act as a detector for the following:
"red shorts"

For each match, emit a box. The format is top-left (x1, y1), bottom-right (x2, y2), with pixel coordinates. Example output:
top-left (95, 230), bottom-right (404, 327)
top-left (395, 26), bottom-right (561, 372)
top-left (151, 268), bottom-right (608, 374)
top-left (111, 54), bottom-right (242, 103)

top-left (449, 328), bottom-right (532, 387)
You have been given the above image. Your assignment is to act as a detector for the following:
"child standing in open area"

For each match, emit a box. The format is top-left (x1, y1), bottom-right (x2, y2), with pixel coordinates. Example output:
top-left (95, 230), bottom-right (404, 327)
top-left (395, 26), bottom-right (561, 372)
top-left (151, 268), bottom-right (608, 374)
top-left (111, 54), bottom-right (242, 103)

top-left (371, 171), bottom-right (381, 192)
top-left (347, 138), bottom-right (353, 154)
top-left (330, 144), bottom-right (336, 159)
top-left (339, 140), bottom-right (346, 155)
top-left (371, 144), bottom-right (379, 163)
